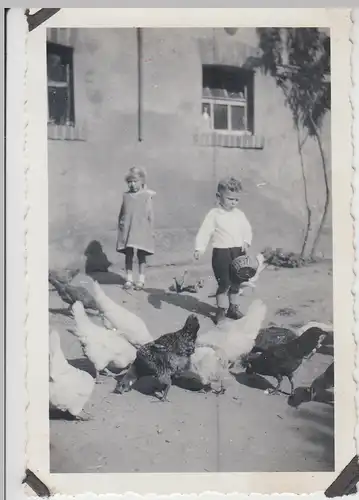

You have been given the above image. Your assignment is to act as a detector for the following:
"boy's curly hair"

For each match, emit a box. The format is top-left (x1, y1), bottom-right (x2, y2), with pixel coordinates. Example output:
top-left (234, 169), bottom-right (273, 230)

top-left (125, 166), bottom-right (147, 184)
top-left (217, 176), bottom-right (242, 194)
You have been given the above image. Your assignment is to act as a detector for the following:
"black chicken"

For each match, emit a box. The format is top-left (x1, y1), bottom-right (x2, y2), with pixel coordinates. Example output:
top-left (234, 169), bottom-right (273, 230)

top-left (240, 327), bottom-right (328, 396)
top-left (253, 326), bottom-right (298, 353)
top-left (116, 314), bottom-right (200, 401)
top-left (49, 271), bottom-right (100, 313)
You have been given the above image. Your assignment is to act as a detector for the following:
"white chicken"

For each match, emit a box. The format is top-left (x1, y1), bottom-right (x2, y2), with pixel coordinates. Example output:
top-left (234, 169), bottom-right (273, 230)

top-left (49, 329), bottom-right (95, 420)
top-left (71, 301), bottom-right (137, 382)
top-left (90, 279), bottom-right (153, 347)
top-left (186, 299), bottom-right (267, 392)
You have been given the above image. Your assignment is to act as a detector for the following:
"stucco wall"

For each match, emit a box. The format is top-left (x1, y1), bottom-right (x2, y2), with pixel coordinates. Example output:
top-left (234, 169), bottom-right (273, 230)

top-left (47, 28), bottom-right (332, 269)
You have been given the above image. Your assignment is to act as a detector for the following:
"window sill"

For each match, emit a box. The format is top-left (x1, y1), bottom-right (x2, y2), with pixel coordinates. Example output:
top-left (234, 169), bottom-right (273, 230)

top-left (48, 123), bottom-right (87, 141)
top-left (194, 131), bottom-right (264, 149)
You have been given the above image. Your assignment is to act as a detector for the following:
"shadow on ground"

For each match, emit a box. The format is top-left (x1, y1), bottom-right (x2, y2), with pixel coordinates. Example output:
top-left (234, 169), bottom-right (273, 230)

top-left (86, 271), bottom-right (125, 285)
top-left (233, 372), bottom-right (292, 395)
top-left (290, 404), bottom-right (335, 467)
top-left (145, 287), bottom-right (217, 319)
top-left (49, 307), bottom-right (72, 317)
top-left (49, 409), bottom-right (79, 421)
top-left (67, 357), bottom-right (97, 378)
top-left (113, 371), bottom-right (207, 397)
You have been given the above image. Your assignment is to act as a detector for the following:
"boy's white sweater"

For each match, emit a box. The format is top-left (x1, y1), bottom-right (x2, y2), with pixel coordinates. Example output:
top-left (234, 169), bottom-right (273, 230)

top-left (195, 207), bottom-right (252, 255)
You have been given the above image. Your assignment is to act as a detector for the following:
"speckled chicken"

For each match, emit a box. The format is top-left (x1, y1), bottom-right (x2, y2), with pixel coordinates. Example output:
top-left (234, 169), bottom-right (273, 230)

top-left (240, 326), bottom-right (329, 396)
top-left (49, 329), bottom-right (95, 420)
top-left (116, 314), bottom-right (200, 401)
top-left (49, 271), bottom-right (99, 313)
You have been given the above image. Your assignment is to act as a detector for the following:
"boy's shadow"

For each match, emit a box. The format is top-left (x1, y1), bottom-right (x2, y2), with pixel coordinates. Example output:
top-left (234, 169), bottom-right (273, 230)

top-left (144, 287), bottom-right (217, 318)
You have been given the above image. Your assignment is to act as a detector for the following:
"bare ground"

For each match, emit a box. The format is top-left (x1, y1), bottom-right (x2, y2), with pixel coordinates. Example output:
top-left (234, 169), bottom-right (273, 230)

top-left (49, 259), bottom-right (334, 473)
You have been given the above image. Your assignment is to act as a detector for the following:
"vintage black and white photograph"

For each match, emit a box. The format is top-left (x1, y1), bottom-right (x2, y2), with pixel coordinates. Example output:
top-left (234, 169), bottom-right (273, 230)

top-left (46, 24), bottom-right (338, 475)
top-left (15, 7), bottom-right (355, 496)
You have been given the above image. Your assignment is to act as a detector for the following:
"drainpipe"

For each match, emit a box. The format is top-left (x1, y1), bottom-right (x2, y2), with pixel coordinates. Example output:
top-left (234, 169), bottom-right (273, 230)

top-left (137, 27), bottom-right (143, 142)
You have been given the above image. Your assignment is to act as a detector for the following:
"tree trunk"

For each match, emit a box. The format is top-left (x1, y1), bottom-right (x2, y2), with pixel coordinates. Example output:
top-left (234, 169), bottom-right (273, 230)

top-left (310, 123), bottom-right (330, 259)
top-left (295, 124), bottom-right (312, 258)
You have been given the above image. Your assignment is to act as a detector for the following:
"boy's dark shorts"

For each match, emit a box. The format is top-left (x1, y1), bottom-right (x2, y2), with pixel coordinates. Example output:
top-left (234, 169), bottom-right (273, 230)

top-left (212, 247), bottom-right (245, 294)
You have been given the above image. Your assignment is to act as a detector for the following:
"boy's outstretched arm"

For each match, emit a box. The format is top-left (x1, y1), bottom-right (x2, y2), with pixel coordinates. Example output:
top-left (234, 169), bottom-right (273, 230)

top-left (194, 209), bottom-right (216, 258)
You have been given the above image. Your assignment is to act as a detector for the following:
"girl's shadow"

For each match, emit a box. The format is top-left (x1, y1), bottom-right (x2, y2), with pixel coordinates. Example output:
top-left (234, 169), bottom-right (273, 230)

top-left (144, 287), bottom-right (217, 318)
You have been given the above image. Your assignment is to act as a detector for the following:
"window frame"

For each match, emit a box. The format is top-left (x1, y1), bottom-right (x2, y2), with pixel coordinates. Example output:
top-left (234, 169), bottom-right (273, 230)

top-left (201, 65), bottom-right (254, 135)
top-left (47, 41), bottom-right (75, 127)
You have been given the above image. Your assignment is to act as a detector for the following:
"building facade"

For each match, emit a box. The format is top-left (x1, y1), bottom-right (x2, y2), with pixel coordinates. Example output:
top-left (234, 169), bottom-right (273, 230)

top-left (47, 27), bottom-right (331, 269)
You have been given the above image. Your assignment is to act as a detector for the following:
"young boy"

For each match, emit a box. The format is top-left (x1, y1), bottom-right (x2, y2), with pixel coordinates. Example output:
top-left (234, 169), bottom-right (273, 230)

top-left (194, 177), bottom-right (252, 325)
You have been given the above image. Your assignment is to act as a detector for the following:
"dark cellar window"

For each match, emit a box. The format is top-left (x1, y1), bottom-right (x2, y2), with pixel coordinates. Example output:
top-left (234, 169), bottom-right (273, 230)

top-left (47, 42), bottom-right (75, 126)
top-left (202, 65), bottom-right (254, 133)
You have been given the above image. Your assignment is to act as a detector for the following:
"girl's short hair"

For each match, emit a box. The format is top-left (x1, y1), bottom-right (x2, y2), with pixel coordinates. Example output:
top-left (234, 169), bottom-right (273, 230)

top-left (125, 166), bottom-right (147, 184)
top-left (217, 176), bottom-right (242, 194)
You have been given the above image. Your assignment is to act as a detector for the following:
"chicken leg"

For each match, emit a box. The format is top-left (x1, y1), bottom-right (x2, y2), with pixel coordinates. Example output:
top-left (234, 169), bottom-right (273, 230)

top-left (153, 379), bottom-right (171, 402)
top-left (287, 375), bottom-right (295, 396)
top-left (268, 375), bottom-right (283, 395)
top-left (212, 380), bottom-right (226, 396)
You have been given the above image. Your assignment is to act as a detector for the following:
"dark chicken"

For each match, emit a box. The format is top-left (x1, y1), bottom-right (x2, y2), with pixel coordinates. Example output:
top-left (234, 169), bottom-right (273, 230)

top-left (253, 326), bottom-right (298, 353)
top-left (240, 327), bottom-right (328, 396)
top-left (49, 271), bottom-right (100, 313)
top-left (49, 268), bottom-right (80, 284)
top-left (116, 314), bottom-right (200, 401)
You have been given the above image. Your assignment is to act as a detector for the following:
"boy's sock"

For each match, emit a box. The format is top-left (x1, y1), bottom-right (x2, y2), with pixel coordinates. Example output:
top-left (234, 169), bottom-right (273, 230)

top-left (126, 271), bottom-right (133, 282)
top-left (214, 307), bottom-right (226, 325)
top-left (138, 273), bottom-right (145, 284)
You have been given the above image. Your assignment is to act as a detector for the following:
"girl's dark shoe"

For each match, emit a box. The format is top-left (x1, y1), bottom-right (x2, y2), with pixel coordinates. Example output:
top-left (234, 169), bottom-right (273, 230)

top-left (214, 307), bottom-right (227, 325)
top-left (226, 304), bottom-right (244, 320)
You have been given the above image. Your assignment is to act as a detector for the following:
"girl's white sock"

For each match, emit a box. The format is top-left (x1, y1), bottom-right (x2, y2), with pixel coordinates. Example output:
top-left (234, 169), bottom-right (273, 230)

top-left (127, 271), bottom-right (133, 282)
top-left (139, 274), bottom-right (145, 283)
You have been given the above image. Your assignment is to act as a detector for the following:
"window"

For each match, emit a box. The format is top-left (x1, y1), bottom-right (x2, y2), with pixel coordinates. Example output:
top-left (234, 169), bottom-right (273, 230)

top-left (201, 65), bottom-right (254, 134)
top-left (47, 42), bottom-right (75, 126)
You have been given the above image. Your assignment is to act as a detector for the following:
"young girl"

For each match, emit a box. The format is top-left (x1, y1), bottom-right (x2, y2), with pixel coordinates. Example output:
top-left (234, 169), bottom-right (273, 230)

top-left (116, 167), bottom-right (155, 290)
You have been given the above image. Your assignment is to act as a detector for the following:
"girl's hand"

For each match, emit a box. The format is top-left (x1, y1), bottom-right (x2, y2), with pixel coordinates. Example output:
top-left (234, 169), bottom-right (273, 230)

top-left (194, 250), bottom-right (200, 261)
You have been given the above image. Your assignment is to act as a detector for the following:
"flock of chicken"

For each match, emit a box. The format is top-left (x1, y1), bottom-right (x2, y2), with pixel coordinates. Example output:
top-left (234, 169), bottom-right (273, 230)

top-left (49, 270), bottom-right (334, 422)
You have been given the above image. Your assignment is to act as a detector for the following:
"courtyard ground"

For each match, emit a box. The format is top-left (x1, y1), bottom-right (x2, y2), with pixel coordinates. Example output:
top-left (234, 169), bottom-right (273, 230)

top-left (49, 258), bottom-right (334, 473)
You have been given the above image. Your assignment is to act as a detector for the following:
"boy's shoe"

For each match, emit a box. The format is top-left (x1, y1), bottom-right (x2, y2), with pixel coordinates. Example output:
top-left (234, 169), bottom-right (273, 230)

top-left (226, 304), bottom-right (244, 320)
top-left (214, 307), bottom-right (227, 325)
top-left (134, 281), bottom-right (145, 291)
